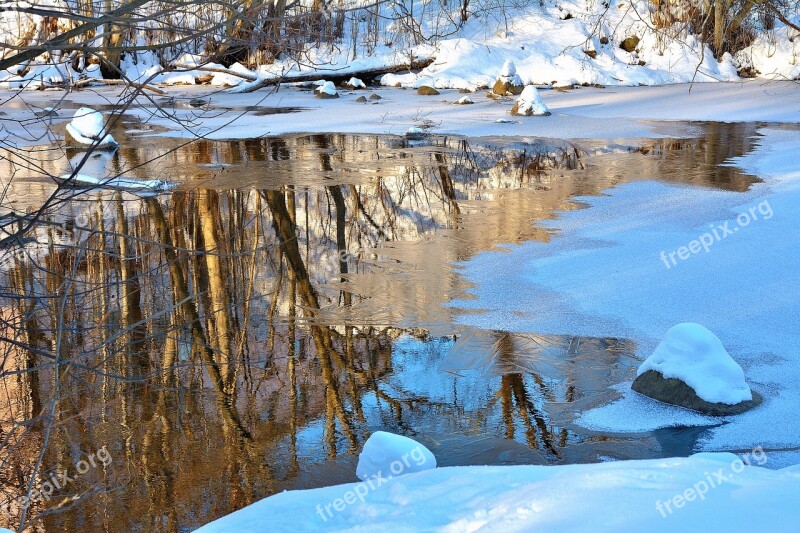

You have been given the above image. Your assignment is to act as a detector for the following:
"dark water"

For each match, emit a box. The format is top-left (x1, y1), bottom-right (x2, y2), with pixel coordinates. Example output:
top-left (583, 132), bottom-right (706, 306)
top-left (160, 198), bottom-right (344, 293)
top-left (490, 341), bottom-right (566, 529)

top-left (0, 123), bottom-right (762, 531)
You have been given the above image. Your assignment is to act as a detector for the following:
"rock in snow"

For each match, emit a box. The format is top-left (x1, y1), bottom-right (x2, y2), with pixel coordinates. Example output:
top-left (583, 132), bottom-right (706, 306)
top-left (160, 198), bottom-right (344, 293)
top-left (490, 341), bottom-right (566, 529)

top-left (493, 60), bottom-right (524, 95)
top-left (510, 86), bottom-right (550, 116)
top-left (315, 81), bottom-right (339, 98)
top-left (455, 95), bottom-right (474, 105)
top-left (346, 77), bottom-right (366, 89)
top-left (66, 107), bottom-right (118, 148)
top-left (356, 431), bottom-right (436, 481)
top-left (632, 323), bottom-right (761, 414)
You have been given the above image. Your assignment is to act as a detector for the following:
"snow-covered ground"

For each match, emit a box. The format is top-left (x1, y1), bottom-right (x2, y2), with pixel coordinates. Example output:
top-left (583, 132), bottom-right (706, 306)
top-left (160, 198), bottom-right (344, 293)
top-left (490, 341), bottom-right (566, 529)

top-left (198, 453), bottom-right (800, 531)
top-left (1, 80), bottom-right (798, 144)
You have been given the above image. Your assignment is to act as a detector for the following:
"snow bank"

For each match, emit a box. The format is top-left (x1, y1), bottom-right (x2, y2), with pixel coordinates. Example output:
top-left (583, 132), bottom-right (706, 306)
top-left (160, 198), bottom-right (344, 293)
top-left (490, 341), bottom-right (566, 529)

top-left (356, 431), bottom-right (436, 481)
top-left (197, 453), bottom-right (800, 532)
top-left (637, 323), bottom-right (752, 405)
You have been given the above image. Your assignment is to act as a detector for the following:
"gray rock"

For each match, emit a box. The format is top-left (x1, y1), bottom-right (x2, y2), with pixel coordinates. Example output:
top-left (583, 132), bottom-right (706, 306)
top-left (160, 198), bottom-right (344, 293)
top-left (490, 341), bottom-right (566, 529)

top-left (369, 93), bottom-right (381, 100)
top-left (631, 370), bottom-right (763, 416)
top-left (356, 96), bottom-right (367, 102)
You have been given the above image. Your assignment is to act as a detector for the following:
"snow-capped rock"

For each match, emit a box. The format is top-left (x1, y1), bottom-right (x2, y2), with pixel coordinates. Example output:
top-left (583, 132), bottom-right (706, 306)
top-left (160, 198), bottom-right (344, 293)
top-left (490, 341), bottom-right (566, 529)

top-left (346, 77), bottom-right (366, 89)
top-left (315, 81), bottom-right (339, 98)
top-left (493, 60), bottom-right (524, 95)
top-left (356, 431), bottom-right (436, 481)
top-left (632, 323), bottom-right (759, 413)
top-left (456, 95), bottom-right (474, 104)
top-left (510, 86), bottom-right (550, 116)
top-left (65, 107), bottom-right (118, 148)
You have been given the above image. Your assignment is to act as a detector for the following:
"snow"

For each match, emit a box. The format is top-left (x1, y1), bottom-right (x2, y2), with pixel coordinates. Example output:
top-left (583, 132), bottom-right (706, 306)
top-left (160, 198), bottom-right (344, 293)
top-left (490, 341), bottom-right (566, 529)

top-left (356, 431), bottom-right (436, 481)
top-left (514, 86), bottom-right (550, 116)
top-left (456, 95), bottom-right (473, 104)
top-left (315, 81), bottom-right (338, 96)
top-left (197, 453), bottom-right (800, 532)
top-left (637, 323), bottom-right (752, 405)
top-left (500, 59), bottom-right (517, 77)
top-left (209, 62), bottom-right (257, 86)
top-left (65, 107), bottom-right (117, 147)
top-left (450, 126), bottom-right (800, 452)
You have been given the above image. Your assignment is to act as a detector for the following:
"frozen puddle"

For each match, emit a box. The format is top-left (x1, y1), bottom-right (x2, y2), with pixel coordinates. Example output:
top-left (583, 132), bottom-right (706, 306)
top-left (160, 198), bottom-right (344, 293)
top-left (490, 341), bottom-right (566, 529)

top-left (451, 127), bottom-right (800, 453)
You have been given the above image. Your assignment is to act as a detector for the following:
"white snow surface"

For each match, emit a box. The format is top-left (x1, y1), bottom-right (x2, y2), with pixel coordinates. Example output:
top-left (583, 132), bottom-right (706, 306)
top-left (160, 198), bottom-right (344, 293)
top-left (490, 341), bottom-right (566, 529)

top-left (197, 453), bottom-right (800, 532)
top-left (451, 126), bottom-right (800, 451)
top-left (514, 86), bottom-right (550, 116)
top-left (65, 107), bottom-right (117, 147)
top-left (356, 431), bottom-right (437, 481)
top-left (637, 323), bottom-right (752, 405)
top-left (4, 81), bottom-right (796, 143)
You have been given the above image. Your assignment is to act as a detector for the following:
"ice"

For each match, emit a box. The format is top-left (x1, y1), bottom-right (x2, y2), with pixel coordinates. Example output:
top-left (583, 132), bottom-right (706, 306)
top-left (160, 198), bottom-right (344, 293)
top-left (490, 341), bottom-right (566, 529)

top-left (65, 107), bottom-right (117, 147)
top-left (451, 127), bottom-right (800, 451)
top-left (356, 431), bottom-right (436, 481)
top-left (638, 323), bottom-right (751, 404)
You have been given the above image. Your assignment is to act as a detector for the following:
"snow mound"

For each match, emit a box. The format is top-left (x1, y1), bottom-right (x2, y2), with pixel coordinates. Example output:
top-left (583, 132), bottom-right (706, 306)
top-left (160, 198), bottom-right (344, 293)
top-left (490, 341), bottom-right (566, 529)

top-left (638, 323), bottom-right (752, 405)
top-left (512, 86), bottom-right (550, 116)
top-left (65, 107), bottom-right (117, 147)
top-left (456, 95), bottom-right (474, 104)
top-left (355, 431), bottom-right (436, 481)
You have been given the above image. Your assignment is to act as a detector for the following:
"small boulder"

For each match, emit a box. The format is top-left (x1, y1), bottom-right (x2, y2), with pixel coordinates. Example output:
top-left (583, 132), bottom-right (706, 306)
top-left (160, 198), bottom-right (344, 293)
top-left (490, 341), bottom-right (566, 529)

top-left (417, 85), bottom-right (440, 96)
top-left (315, 81), bottom-right (339, 99)
top-left (492, 60), bottom-right (525, 95)
top-left (631, 323), bottom-right (763, 415)
top-left (620, 36), bottom-right (640, 53)
top-left (455, 96), bottom-right (473, 105)
top-left (355, 95), bottom-right (367, 103)
top-left (345, 77), bottom-right (367, 89)
top-left (510, 86), bottom-right (550, 116)
top-left (369, 93), bottom-right (382, 100)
